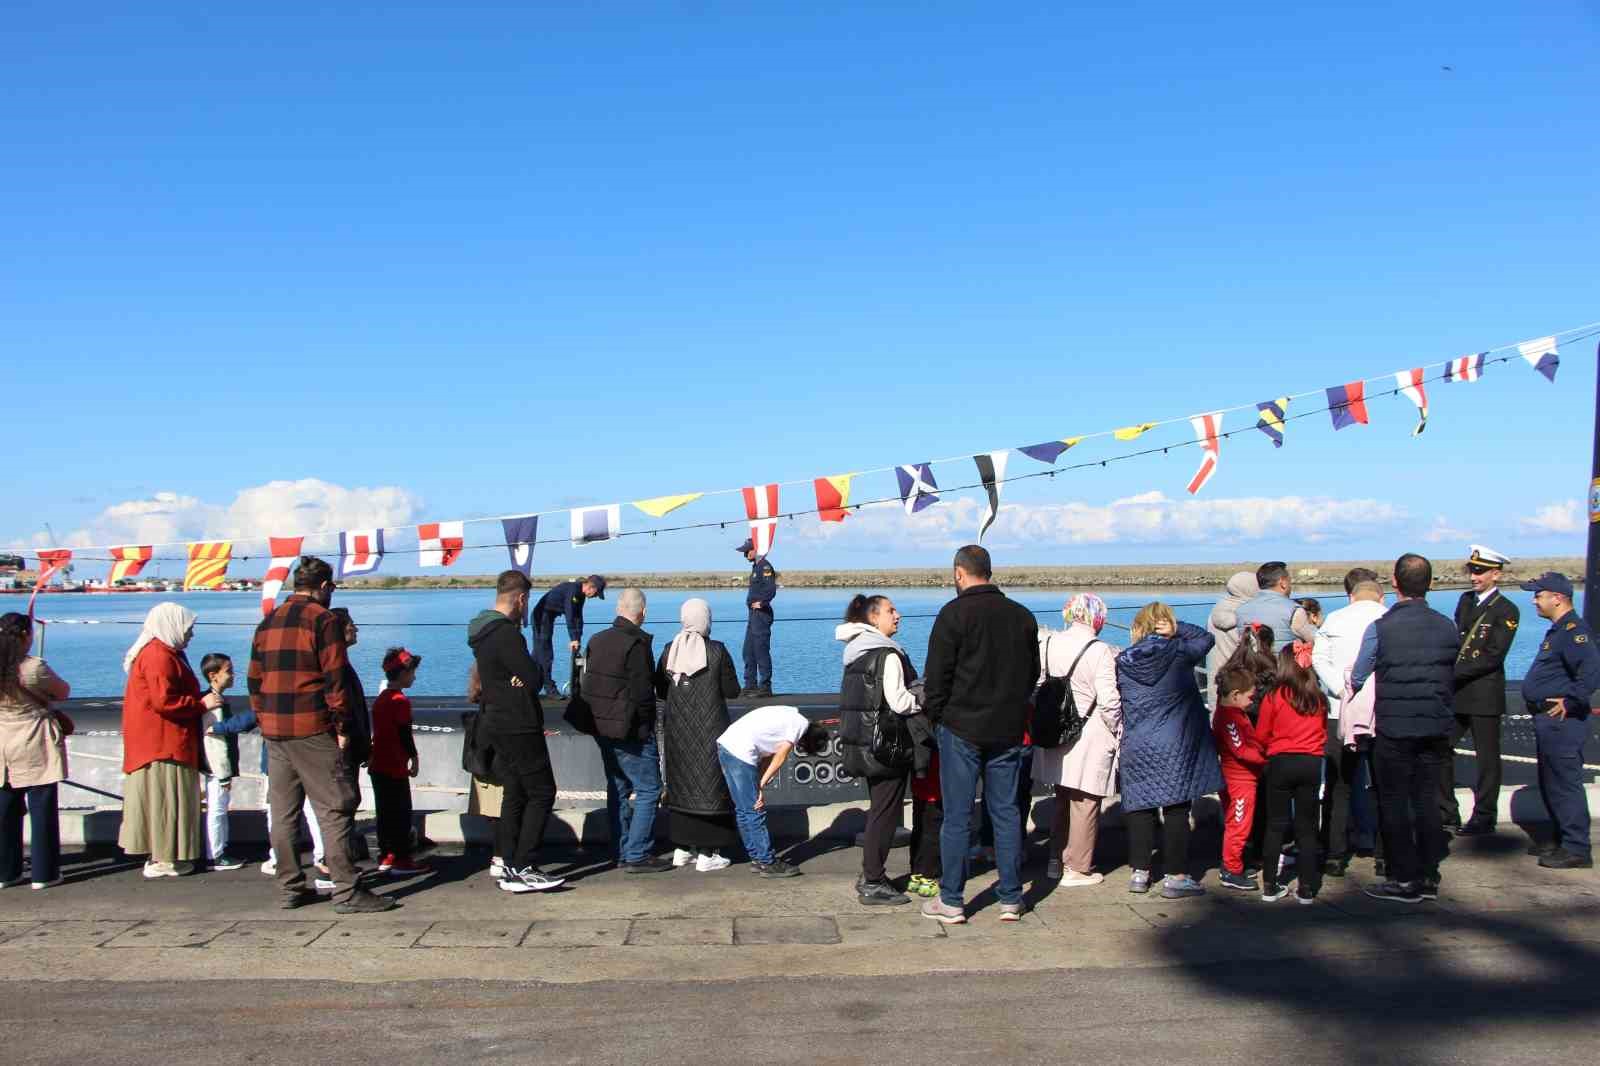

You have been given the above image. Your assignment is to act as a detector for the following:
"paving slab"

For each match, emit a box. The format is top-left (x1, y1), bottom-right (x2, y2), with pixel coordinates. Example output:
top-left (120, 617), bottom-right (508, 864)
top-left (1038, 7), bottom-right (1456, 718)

top-left (307, 921), bottom-right (431, 949)
top-left (102, 921), bottom-right (234, 948)
top-left (624, 918), bottom-right (733, 947)
top-left (834, 912), bottom-right (946, 943)
top-left (0, 921), bottom-right (42, 945)
top-left (0, 920), bottom-right (138, 948)
top-left (416, 921), bottom-right (532, 948)
top-left (521, 919), bottom-right (631, 948)
top-left (211, 921), bottom-right (336, 948)
top-left (733, 915), bottom-right (840, 945)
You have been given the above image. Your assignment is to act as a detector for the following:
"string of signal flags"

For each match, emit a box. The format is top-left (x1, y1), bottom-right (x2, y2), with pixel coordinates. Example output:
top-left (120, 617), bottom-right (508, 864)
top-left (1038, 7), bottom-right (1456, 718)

top-left (15, 321), bottom-right (1595, 619)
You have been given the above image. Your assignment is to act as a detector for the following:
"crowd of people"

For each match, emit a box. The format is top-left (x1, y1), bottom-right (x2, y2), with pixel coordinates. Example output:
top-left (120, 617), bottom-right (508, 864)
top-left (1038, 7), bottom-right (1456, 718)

top-left (0, 545), bottom-right (1596, 921)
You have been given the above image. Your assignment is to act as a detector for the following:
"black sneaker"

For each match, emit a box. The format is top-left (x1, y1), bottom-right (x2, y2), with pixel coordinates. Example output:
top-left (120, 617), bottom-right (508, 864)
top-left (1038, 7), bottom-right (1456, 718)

top-left (1419, 877), bottom-right (1440, 900)
top-left (738, 687), bottom-right (757, 699)
top-left (753, 859), bottom-right (801, 879)
top-left (1364, 880), bottom-right (1422, 904)
top-left (1455, 820), bottom-right (1495, 837)
top-left (857, 879), bottom-right (910, 906)
top-left (621, 856), bottom-right (673, 874)
top-left (1322, 858), bottom-right (1348, 878)
top-left (333, 889), bottom-right (400, 914)
top-left (279, 889), bottom-right (322, 910)
top-left (1539, 850), bottom-right (1595, 870)
top-left (1527, 841), bottom-right (1562, 857)
top-left (755, 685), bottom-right (774, 698)
top-left (1219, 868), bottom-right (1258, 892)
top-left (1295, 889), bottom-right (1317, 906)
top-left (1374, 859), bottom-right (1387, 878)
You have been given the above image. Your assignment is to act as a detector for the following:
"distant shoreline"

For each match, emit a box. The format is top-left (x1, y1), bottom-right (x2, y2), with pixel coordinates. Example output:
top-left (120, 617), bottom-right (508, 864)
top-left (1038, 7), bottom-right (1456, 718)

top-left (327, 557), bottom-right (1586, 591)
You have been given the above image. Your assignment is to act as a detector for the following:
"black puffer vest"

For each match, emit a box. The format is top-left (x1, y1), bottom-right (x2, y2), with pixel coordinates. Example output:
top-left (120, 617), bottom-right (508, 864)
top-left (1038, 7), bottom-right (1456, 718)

top-left (1373, 599), bottom-right (1459, 738)
top-left (839, 646), bottom-right (917, 778)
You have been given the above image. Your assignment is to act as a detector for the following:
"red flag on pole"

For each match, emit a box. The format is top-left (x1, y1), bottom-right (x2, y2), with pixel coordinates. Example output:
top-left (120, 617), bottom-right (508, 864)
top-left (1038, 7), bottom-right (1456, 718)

top-left (29, 550), bottom-right (72, 620)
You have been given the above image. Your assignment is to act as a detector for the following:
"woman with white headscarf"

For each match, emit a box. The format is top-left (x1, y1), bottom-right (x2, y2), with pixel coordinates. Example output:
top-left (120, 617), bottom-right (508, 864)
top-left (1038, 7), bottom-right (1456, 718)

top-left (654, 598), bottom-right (741, 872)
top-left (1032, 593), bottom-right (1122, 886)
top-left (118, 603), bottom-right (219, 877)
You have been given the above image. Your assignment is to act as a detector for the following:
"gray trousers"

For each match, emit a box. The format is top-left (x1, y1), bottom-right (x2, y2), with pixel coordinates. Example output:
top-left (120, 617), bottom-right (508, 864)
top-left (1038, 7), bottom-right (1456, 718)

top-left (267, 732), bottom-right (360, 904)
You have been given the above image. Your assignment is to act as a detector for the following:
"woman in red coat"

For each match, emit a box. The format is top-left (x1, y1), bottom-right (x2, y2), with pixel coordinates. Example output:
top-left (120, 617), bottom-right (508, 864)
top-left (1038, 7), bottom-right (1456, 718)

top-left (118, 603), bottom-right (220, 877)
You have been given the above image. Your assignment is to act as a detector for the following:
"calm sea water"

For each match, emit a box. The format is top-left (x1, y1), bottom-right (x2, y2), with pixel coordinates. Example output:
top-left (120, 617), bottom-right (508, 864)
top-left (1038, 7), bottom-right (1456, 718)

top-left (23, 585), bottom-right (1575, 698)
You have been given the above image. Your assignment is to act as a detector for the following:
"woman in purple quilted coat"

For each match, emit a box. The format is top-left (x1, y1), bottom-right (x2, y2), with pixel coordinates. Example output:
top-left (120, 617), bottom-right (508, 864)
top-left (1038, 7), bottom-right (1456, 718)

top-left (1116, 602), bottom-right (1221, 900)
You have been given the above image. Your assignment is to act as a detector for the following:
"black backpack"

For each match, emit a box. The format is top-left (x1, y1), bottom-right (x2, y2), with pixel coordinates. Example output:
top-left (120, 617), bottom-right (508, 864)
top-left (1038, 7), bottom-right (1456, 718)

top-left (1031, 637), bottom-right (1100, 751)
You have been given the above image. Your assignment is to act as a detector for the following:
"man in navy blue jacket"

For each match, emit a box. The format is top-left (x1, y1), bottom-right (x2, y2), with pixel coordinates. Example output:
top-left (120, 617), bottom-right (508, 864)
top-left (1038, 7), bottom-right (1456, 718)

top-left (1352, 553), bottom-right (1459, 904)
top-left (531, 575), bottom-right (606, 698)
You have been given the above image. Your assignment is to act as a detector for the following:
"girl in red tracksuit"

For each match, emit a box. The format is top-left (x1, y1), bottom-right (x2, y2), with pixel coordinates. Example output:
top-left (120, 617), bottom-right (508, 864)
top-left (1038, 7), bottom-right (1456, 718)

top-left (1212, 664), bottom-right (1266, 890)
top-left (1255, 642), bottom-right (1329, 904)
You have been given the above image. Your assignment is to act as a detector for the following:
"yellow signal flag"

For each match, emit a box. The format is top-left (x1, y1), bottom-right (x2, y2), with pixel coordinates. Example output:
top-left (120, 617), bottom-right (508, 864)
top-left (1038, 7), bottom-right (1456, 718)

top-left (1113, 423), bottom-right (1157, 441)
top-left (183, 541), bottom-right (232, 590)
top-left (632, 493), bottom-right (704, 518)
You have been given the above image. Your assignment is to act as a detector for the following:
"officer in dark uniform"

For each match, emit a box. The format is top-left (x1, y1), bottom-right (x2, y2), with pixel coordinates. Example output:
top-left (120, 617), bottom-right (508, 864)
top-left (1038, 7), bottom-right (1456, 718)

top-left (1520, 571), bottom-right (1600, 869)
top-left (1443, 545), bottom-right (1520, 835)
top-left (738, 539), bottom-right (777, 697)
top-left (531, 575), bottom-right (606, 698)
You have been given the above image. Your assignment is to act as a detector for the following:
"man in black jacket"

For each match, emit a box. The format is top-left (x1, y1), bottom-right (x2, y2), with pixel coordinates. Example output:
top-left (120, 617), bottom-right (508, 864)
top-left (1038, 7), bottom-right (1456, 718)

top-left (1352, 553), bottom-right (1459, 904)
top-left (468, 571), bottom-right (566, 893)
top-left (1442, 545), bottom-right (1519, 835)
top-left (580, 588), bottom-right (669, 873)
top-left (919, 545), bottom-right (1040, 925)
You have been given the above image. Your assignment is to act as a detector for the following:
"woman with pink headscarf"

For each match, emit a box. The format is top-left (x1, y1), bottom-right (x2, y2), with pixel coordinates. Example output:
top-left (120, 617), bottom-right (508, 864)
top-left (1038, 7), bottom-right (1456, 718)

top-left (1032, 593), bottom-right (1122, 885)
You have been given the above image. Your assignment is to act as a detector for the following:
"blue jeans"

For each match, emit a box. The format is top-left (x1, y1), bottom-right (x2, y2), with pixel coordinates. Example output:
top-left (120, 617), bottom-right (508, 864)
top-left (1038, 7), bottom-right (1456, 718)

top-left (717, 746), bottom-right (774, 864)
top-left (597, 735), bottom-right (662, 864)
top-left (937, 726), bottom-right (1024, 907)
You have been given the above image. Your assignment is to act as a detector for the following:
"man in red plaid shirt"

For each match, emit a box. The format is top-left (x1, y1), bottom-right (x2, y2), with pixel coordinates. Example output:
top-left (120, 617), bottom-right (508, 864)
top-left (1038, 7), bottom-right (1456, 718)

top-left (250, 555), bottom-right (396, 913)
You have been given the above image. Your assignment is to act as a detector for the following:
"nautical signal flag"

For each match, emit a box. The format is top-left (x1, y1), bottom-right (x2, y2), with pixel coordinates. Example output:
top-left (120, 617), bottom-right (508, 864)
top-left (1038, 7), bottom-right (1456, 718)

top-left (974, 452), bottom-right (1008, 541)
top-left (1186, 413), bottom-right (1222, 494)
top-left (418, 521), bottom-right (465, 567)
top-left (571, 504), bottom-right (620, 547)
top-left (1255, 397), bottom-right (1289, 448)
top-left (1517, 336), bottom-right (1559, 382)
top-left (1018, 437), bottom-right (1084, 465)
top-left (743, 484), bottom-right (780, 557)
top-left (632, 493), bottom-right (703, 518)
top-left (1113, 423), bottom-right (1156, 442)
top-left (1445, 354), bottom-right (1484, 382)
top-left (502, 515), bottom-right (538, 575)
top-left (1326, 381), bottom-right (1369, 431)
top-left (261, 536), bottom-right (304, 616)
top-left (108, 545), bottom-right (153, 583)
top-left (1394, 369), bottom-right (1429, 436)
top-left (339, 529), bottom-right (385, 578)
top-left (896, 463), bottom-right (940, 515)
top-left (184, 541), bottom-right (231, 591)
top-left (813, 475), bottom-right (853, 523)
top-left (29, 549), bottom-right (72, 618)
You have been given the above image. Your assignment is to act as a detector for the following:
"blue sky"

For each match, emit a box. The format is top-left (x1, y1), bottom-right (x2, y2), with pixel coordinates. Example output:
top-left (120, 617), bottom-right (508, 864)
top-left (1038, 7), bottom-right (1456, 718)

top-left (7, 3), bottom-right (1599, 577)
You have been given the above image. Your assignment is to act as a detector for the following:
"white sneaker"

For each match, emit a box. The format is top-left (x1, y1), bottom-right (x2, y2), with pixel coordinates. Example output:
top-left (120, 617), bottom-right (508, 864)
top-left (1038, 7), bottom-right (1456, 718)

top-left (1059, 869), bottom-right (1104, 887)
top-left (143, 861), bottom-right (179, 879)
top-left (0, 876), bottom-right (26, 889)
top-left (499, 867), bottom-right (566, 893)
top-left (672, 848), bottom-right (696, 868)
top-left (31, 877), bottom-right (64, 890)
top-left (695, 851), bottom-right (731, 872)
top-left (489, 856), bottom-right (506, 879)
top-left (313, 878), bottom-right (336, 892)
top-left (260, 859), bottom-right (277, 876)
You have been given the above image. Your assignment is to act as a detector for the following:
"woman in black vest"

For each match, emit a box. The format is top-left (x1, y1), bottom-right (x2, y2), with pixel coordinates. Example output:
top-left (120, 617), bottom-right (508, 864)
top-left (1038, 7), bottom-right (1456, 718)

top-left (837, 594), bottom-right (922, 906)
top-left (655, 598), bottom-right (742, 872)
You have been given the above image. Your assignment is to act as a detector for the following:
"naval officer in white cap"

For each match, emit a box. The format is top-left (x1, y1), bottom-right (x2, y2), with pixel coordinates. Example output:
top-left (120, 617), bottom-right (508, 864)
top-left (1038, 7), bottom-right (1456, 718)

top-left (1442, 545), bottom-right (1519, 835)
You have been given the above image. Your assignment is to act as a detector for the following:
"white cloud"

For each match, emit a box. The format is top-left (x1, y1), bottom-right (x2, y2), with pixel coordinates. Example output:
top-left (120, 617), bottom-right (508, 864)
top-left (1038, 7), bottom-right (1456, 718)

top-left (1518, 500), bottom-right (1583, 536)
top-left (789, 493), bottom-right (1408, 552)
top-left (1423, 516), bottom-right (1472, 545)
top-left (60, 479), bottom-right (423, 548)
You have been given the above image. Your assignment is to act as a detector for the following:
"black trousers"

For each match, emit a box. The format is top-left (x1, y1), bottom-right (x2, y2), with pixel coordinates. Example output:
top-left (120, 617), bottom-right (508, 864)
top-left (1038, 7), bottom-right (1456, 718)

top-left (1374, 733), bottom-right (1450, 885)
top-left (1263, 754), bottom-right (1323, 894)
top-left (910, 793), bottom-right (943, 880)
top-left (0, 783), bottom-right (60, 885)
top-left (1126, 802), bottom-right (1191, 877)
top-left (1321, 728), bottom-right (1362, 862)
top-left (861, 773), bottom-right (909, 882)
top-left (1440, 714), bottom-right (1502, 826)
top-left (369, 771), bottom-right (414, 859)
top-left (491, 733), bottom-right (558, 870)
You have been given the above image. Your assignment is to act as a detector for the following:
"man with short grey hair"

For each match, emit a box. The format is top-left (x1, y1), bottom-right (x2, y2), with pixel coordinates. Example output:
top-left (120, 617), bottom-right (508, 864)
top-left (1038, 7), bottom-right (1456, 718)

top-left (581, 587), bottom-right (669, 872)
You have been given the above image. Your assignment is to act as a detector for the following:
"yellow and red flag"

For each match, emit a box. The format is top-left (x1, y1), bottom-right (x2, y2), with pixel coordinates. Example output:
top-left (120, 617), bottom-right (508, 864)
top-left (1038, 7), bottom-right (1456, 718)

top-left (108, 544), bottom-right (153, 582)
top-left (814, 474), bottom-right (853, 523)
top-left (184, 541), bottom-right (232, 590)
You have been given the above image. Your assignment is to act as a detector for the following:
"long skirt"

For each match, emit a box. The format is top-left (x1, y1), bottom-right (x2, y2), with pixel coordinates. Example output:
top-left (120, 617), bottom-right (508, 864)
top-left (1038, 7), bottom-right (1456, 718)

top-left (669, 809), bottom-right (739, 850)
top-left (118, 759), bottom-right (203, 863)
